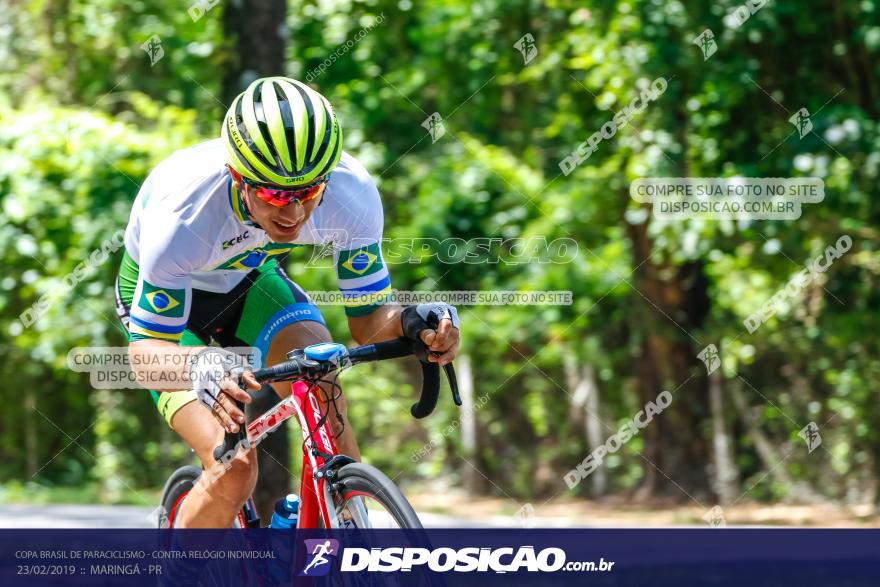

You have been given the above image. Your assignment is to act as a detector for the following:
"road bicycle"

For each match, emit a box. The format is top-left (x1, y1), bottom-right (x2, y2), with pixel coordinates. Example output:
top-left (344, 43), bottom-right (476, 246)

top-left (159, 337), bottom-right (460, 530)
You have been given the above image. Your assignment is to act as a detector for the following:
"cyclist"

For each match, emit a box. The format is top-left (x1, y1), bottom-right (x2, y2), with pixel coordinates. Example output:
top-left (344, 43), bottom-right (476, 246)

top-left (116, 76), bottom-right (460, 528)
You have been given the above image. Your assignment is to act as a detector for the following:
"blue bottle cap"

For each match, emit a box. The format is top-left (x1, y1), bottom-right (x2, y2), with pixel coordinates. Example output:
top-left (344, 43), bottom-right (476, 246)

top-left (274, 494), bottom-right (299, 518)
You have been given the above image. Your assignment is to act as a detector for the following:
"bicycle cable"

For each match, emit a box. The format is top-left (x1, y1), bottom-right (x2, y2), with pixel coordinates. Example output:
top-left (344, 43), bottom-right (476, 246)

top-left (300, 369), bottom-right (347, 456)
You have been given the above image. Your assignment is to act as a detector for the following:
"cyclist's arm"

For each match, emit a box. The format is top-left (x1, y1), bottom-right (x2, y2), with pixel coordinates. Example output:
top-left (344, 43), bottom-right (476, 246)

top-left (124, 229), bottom-right (200, 390)
top-left (347, 304), bottom-right (460, 366)
top-left (127, 339), bottom-right (201, 390)
top-left (347, 304), bottom-right (403, 345)
top-left (127, 339), bottom-right (254, 430)
top-left (124, 224), bottom-right (254, 429)
top-left (326, 156), bottom-right (458, 364)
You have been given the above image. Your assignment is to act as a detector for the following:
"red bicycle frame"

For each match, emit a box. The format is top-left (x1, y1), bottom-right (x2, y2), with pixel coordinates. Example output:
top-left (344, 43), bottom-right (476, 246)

top-left (207, 337), bottom-right (458, 530)
top-left (244, 379), bottom-right (340, 528)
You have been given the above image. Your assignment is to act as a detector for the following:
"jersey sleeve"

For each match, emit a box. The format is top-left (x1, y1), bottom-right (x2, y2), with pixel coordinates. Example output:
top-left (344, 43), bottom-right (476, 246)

top-left (331, 169), bottom-right (394, 317)
top-left (127, 224), bottom-right (198, 343)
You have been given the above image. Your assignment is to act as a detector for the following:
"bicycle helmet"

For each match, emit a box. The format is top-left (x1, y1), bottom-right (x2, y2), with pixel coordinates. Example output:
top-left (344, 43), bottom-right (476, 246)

top-left (222, 76), bottom-right (343, 187)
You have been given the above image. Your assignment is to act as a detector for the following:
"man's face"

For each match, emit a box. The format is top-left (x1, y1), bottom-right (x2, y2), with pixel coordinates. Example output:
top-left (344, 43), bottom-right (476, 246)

top-left (239, 182), bottom-right (325, 242)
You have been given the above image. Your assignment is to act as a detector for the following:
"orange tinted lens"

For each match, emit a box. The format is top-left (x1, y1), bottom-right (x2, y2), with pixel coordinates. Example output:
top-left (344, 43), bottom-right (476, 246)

top-left (254, 183), bottom-right (324, 207)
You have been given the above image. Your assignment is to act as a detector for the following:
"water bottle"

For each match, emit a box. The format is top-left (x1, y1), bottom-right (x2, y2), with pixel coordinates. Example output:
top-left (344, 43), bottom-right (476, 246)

top-left (270, 494), bottom-right (300, 529)
top-left (269, 495), bottom-right (299, 584)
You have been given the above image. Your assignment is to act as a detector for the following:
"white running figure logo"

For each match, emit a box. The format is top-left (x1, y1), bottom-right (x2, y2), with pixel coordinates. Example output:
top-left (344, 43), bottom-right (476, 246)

top-left (302, 540), bottom-right (334, 575)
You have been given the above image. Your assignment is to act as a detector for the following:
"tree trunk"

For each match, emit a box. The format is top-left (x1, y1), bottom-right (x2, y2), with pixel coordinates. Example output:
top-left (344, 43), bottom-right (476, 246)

top-left (221, 0), bottom-right (288, 105)
top-left (24, 385), bottom-right (37, 478)
top-left (728, 379), bottom-right (823, 504)
top-left (583, 365), bottom-right (604, 495)
top-left (709, 369), bottom-right (739, 504)
top-left (627, 213), bottom-right (712, 499)
top-left (457, 353), bottom-right (480, 493)
top-left (564, 354), bottom-right (606, 495)
top-left (222, 0), bottom-right (289, 517)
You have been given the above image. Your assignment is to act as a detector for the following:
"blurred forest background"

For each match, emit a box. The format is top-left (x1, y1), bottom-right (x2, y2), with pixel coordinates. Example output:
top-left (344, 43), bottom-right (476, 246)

top-left (0, 0), bottom-right (878, 524)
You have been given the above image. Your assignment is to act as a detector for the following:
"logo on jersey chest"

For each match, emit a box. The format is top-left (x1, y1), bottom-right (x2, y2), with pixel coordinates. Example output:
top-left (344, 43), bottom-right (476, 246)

top-left (216, 243), bottom-right (299, 271)
top-left (222, 230), bottom-right (250, 249)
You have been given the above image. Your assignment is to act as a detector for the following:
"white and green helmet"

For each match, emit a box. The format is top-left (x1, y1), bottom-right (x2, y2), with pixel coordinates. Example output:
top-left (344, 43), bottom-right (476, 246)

top-left (222, 76), bottom-right (343, 187)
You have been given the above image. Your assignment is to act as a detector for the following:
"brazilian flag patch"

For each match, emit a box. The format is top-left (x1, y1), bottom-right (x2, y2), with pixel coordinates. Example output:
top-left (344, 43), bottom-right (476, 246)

top-left (137, 282), bottom-right (185, 317)
top-left (337, 244), bottom-right (383, 279)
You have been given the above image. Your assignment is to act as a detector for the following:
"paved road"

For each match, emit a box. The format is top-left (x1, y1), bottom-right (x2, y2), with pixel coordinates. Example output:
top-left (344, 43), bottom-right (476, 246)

top-left (0, 504), bottom-right (158, 528)
top-left (0, 504), bottom-right (601, 528)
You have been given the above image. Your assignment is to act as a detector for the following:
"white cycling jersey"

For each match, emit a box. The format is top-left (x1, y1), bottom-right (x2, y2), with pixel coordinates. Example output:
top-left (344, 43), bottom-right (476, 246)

top-left (123, 139), bottom-right (392, 342)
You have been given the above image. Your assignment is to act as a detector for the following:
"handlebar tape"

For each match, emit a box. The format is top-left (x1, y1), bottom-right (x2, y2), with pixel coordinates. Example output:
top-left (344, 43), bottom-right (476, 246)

top-left (411, 362), bottom-right (441, 419)
top-left (348, 338), bottom-right (414, 363)
top-left (252, 359), bottom-right (301, 383)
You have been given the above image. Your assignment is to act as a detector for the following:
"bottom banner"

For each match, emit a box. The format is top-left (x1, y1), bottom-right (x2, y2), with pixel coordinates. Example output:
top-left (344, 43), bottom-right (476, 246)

top-left (1, 529), bottom-right (878, 586)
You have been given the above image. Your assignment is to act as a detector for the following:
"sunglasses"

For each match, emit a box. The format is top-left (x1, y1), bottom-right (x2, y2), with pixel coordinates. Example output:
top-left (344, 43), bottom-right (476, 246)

top-left (229, 167), bottom-right (328, 207)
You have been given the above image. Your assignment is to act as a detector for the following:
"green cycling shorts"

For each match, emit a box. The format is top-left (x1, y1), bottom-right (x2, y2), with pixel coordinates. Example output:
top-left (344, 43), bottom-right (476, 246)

top-left (114, 250), bottom-right (325, 427)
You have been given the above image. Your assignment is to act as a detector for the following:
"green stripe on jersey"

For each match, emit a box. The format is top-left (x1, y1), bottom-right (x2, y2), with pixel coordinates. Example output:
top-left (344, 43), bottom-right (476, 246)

top-left (118, 250), bottom-right (140, 303)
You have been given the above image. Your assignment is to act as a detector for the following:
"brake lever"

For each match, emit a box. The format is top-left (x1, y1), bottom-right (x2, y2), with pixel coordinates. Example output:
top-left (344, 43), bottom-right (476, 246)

top-left (411, 312), bottom-right (462, 412)
top-left (421, 311), bottom-right (461, 404)
top-left (277, 358), bottom-right (322, 381)
top-left (443, 363), bottom-right (462, 406)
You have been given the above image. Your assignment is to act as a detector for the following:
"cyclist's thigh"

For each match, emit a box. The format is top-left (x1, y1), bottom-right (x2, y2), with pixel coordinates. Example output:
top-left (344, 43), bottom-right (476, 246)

top-left (232, 260), bottom-right (329, 369)
top-left (170, 400), bottom-right (225, 465)
top-left (171, 401), bottom-right (258, 499)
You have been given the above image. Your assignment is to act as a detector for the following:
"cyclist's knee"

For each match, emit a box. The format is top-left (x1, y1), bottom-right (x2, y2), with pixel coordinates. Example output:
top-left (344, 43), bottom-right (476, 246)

top-left (225, 449), bottom-right (258, 492)
top-left (203, 449), bottom-right (258, 503)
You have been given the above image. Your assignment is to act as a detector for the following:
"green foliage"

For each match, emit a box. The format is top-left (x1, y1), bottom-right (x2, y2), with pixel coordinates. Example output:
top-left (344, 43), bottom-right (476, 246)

top-left (1, 0), bottom-right (879, 511)
top-left (0, 96), bottom-right (201, 495)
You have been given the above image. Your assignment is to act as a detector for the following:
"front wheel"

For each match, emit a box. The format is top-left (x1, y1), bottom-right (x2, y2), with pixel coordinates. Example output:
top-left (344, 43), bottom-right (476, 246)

top-left (330, 462), bottom-right (422, 529)
top-left (158, 465), bottom-right (253, 528)
top-left (158, 465), bottom-right (202, 529)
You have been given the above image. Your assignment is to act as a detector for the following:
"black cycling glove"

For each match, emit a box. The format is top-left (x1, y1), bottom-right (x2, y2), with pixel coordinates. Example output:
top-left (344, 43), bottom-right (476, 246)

top-left (400, 303), bottom-right (461, 343)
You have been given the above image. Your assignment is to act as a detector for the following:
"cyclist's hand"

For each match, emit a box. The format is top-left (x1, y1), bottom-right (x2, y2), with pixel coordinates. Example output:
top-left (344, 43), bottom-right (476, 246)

top-left (189, 349), bottom-right (259, 433)
top-left (213, 371), bottom-right (261, 433)
top-left (401, 303), bottom-right (461, 366)
top-left (420, 313), bottom-right (460, 365)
